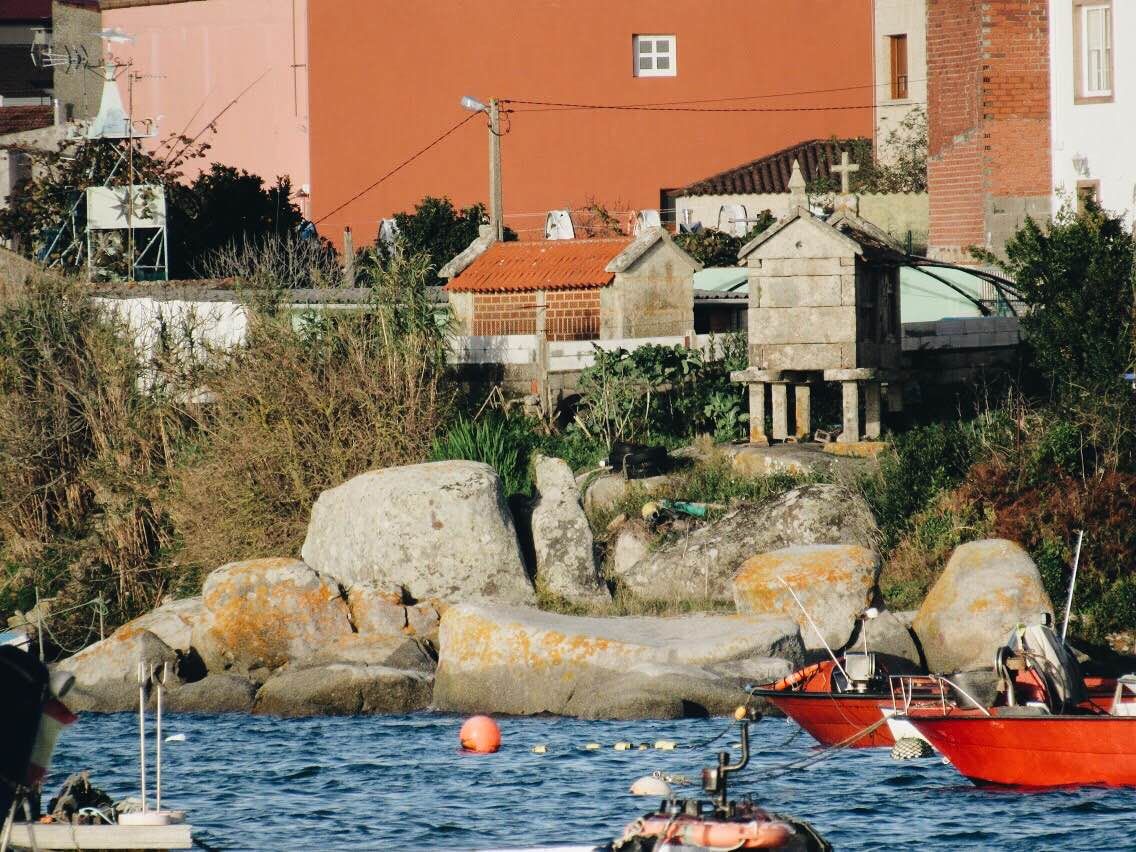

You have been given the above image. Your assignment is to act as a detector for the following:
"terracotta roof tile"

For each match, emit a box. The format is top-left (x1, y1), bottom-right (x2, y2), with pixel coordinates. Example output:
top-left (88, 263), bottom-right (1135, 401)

top-left (0, 105), bottom-right (52, 135)
top-left (671, 137), bottom-right (871, 197)
top-left (444, 238), bottom-right (631, 293)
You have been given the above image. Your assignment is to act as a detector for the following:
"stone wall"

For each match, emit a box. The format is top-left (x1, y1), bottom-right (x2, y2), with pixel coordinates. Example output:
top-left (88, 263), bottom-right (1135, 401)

top-left (51, 2), bottom-right (105, 123)
top-left (600, 252), bottom-right (694, 339)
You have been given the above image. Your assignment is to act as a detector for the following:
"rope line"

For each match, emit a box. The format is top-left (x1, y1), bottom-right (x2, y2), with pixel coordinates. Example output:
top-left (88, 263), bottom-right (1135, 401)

top-left (506, 98), bottom-right (894, 114)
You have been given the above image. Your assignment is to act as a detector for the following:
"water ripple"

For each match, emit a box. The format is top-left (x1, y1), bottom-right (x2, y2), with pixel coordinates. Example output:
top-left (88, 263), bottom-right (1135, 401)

top-left (46, 713), bottom-right (1134, 851)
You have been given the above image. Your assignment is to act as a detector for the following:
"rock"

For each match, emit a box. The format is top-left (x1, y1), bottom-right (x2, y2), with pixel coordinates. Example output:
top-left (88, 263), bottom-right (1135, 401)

top-left (706, 657), bottom-right (797, 688)
top-left (56, 629), bottom-right (178, 713)
top-left (300, 634), bottom-right (436, 673)
top-left (301, 461), bottom-right (535, 605)
top-left (254, 664), bottom-right (433, 716)
top-left (124, 597), bottom-right (203, 652)
top-left (607, 521), bottom-right (653, 584)
top-left (433, 603), bottom-right (803, 718)
top-left (530, 455), bottom-right (610, 604)
top-left (582, 472), bottom-right (673, 514)
top-left (853, 609), bottom-right (924, 669)
top-left (164, 673), bottom-right (258, 714)
top-left (191, 558), bottom-right (353, 678)
top-left (617, 484), bottom-right (879, 603)
top-left (729, 445), bottom-right (831, 478)
top-left (912, 539), bottom-right (1055, 673)
top-left (733, 545), bottom-right (879, 651)
top-left (405, 604), bottom-right (441, 644)
top-left (346, 584), bottom-right (408, 637)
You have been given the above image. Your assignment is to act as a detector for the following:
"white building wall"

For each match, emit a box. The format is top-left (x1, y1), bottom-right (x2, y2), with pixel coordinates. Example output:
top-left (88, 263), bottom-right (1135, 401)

top-left (1050, 1), bottom-right (1136, 227)
top-left (873, 0), bottom-right (927, 159)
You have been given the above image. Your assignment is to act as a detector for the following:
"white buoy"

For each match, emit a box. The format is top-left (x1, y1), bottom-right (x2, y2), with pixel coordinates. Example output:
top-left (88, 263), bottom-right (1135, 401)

top-left (629, 776), bottom-right (672, 797)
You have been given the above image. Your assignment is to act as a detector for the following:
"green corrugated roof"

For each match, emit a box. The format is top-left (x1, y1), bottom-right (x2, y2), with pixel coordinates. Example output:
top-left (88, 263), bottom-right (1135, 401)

top-left (694, 267), bottom-right (748, 293)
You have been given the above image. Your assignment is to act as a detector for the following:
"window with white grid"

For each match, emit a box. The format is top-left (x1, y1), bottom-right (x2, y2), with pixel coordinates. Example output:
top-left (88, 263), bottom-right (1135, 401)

top-left (633, 35), bottom-right (676, 77)
top-left (1076, 2), bottom-right (1114, 101)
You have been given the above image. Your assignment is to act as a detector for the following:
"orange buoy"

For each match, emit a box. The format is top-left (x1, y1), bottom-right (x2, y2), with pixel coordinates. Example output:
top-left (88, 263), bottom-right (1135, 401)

top-left (460, 715), bottom-right (501, 753)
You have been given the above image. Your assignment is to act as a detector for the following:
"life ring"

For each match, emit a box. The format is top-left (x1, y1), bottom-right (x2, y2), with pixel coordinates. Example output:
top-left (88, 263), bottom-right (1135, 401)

top-left (769, 662), bottom-right (824, 692)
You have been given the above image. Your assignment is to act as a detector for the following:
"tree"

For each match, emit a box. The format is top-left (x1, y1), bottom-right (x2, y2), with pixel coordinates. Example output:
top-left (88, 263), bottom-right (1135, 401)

top-left (979, 204), bottom-right (1136, 399)
top-left (377, 196), bottom-right (497, 286)
top-left (673, 213), bottom-right (775, 268)
top-left (0, 136), bottom-right (303, 279)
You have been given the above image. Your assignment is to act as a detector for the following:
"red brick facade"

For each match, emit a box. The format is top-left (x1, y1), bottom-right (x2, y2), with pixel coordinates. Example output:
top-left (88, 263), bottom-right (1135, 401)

top-left (471, 290), bottom-right (601, 341)
top-left (0, 105), bottom-right (52, 136)
top-left (927, 0), bottom-right (1051, 260)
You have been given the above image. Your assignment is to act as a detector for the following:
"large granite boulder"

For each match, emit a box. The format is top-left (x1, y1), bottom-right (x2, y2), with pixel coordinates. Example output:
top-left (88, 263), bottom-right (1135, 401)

top-left (433, 603), bottom-right (803, 718)
top-left (164, 673), bottom-right (258, 714)
top-left (254, 664), bottom-right (433, 716)
top-left (612, 484), bottom-right (879, 603)
top-left (912, 539), bottom-right (1054, 673)
top-left (582, 472), bottom-right (673, 514)
top-left (56, 629), bottom-right (178, 713)
top-left (123, 597), bottom-right (203, 652)
top-left (191, 558), bottom-right (353, 679)
top-left (345, 583), bottom-right (443, 645)
top-left (732, 545), bottom-right (879, 650)
top-left (530, 455), bottom-right (610, 605)
top-left (608, 520), bottom-right (652, 582)
top-left (851, 609), bottom-right (924, 669)
top-left (301, 461), bottom-right (534, 604)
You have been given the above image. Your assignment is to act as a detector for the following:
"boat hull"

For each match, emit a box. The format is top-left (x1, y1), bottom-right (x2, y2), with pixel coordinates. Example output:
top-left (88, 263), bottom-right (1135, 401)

top-left (908, 714), bottom-right (1136, 787)
top-left (752, 690), bottom-right (896, 748)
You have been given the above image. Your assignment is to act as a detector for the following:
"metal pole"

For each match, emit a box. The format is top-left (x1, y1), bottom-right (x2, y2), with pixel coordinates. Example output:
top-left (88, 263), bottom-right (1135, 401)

top-left (155, 663), bottom-right (164, 813)
top-left (488, 98), bottom-right (503, 241)
top-left (127, 67), bottom-right (135, 283)
top-left (778, 577), bottom-right (849, 682)
top-left (138, 663), bottom-right (147, 812)
top-left (1060, 530), bottom-right (1085, 643)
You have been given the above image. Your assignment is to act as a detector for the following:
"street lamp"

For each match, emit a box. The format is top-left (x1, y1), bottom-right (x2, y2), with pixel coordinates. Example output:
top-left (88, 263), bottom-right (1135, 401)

top-left (461, 94), bottom-right (503, 241)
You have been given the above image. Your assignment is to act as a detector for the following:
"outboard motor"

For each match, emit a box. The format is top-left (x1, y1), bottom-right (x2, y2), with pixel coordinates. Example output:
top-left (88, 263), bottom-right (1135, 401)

top-left (832, 652), bottom-right (885, 694)
top-left (0, 647), bottom-right (50, 820)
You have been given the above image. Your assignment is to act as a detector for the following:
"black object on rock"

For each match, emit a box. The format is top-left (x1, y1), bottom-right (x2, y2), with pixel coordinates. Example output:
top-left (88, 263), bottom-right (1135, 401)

top-left (608, 442), bottom-right (669, 479)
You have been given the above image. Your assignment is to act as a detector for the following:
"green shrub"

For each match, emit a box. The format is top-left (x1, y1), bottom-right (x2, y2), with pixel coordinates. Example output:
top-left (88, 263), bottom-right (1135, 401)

top-left (430, 415), bottom-right (529, 496)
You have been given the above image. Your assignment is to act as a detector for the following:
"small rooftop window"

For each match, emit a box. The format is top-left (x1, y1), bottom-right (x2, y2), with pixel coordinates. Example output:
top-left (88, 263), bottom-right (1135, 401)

top-left (633, 35), bottom-right (676, 78)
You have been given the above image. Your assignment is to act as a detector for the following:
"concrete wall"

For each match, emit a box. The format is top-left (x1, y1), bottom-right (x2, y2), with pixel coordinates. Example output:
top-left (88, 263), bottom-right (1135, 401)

top-left (309, 0), bottom-right (874, 241)
top-left (51, 1), bottom-right (103, 122)
top-left (874, 0), bottom-right (928, 160)
top-left (90, 0), bottom-right (311, 211)
top-left (673, 191), bottom-right (929, 250)
top-left (1050, 0), bottom-right (1136, 228)
top-left (600, 240), bottom-right (695, 339)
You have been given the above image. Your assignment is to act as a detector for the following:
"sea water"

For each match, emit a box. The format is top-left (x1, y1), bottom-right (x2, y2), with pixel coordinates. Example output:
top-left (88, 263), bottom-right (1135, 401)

top-left (48, 713), bottom-right (1127, 851)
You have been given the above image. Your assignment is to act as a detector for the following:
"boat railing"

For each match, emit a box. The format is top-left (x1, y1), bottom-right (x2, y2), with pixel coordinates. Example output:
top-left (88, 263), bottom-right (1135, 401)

top-left (888, 675), bottom-right (992, 717)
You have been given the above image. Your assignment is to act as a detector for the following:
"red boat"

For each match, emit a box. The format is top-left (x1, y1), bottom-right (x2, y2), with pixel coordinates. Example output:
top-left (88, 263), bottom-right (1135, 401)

top-left (906, 677), bottom-right (1136, 787)
top-left (751, 622), bottom-right (1119, 750)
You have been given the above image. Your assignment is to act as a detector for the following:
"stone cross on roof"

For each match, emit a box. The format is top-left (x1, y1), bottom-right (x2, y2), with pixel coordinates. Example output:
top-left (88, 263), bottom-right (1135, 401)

top-left (830, 150), bottom-right (860, 195)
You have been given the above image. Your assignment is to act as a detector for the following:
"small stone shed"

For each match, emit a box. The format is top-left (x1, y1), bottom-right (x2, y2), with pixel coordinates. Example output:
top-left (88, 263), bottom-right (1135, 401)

top-left (440, 227), bottom-right (700, 341)
top-left (731, 205), bottom-right (906, 445)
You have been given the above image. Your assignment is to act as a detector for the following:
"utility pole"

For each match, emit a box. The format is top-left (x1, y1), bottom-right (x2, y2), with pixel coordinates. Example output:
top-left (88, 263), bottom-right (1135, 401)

top-left (488, 98), bottom-right (503, 241)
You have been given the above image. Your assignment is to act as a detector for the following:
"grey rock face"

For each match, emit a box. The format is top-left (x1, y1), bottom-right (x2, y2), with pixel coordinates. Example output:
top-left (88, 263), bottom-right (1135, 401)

top-left (254, 664), bottom-right (433, 716)
top-left (56, 629), bottom-right (178, 713)
top-left (530, 455), bottom-right (610, 605)
top-left (433, 603), bottom-right (803, 718)
top-left (912, 539), bottom-right (1054, 673)
top-left (164, 673), bottom-right (258, 714)
top-left (607, 521), bottom-right (653, 585)
top-left (124, 597), bottom-right (203, 652)
top-left (616, 484), bottom-right (879, 603)
top-left (301, 461), bottom-right (534, 605)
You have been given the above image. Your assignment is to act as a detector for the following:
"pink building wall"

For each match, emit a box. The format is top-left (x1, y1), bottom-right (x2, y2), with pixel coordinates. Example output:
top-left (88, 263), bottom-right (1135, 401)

top-left (103, 0), bottom-right (310, 215)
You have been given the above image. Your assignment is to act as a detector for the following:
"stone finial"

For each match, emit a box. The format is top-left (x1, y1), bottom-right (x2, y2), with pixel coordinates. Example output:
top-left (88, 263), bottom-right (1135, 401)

top-left (787, 159), bottom-right (807, 209)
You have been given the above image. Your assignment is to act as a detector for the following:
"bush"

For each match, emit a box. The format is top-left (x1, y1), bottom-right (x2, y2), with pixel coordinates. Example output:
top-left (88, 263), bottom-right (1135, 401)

top-left (0, 278), bottom-right (190, 641)
top-left (169, 251), bottom-right (452, 574)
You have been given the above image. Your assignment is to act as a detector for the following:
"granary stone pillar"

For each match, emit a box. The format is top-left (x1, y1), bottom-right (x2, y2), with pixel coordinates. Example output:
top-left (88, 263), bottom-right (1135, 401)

top-left (794, 384), bottom-right (812, 440)
top-left (886, 381), bottom-right (904, 414)
top-left (840, 382), bottom-right (860, 443)
top-left (864, 383), bottom-right (882, 440)
top-left (747, 382), bottom-right (768, 445)
top-left (770, 382), bottom-right (790, 441)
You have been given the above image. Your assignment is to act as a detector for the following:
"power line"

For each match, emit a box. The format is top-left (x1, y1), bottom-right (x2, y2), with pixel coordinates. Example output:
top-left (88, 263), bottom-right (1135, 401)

top-left (507, 77), bottom-right (929, 110)
top-left (314, 112), bottom-right (480, 226)
top-left (506, 98), bottom-right (903, 114)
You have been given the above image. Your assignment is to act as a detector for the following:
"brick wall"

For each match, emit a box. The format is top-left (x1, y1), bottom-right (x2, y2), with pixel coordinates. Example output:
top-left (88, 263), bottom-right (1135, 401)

top-left (927, 0), bottom-right (1050, 259)
top-left (471, 289), bottom-right (601, 341)
top-left (0, 105), bottom-right (52, 135)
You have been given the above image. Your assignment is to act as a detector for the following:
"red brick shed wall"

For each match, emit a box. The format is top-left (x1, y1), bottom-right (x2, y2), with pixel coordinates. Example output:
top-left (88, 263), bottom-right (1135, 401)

top-left (471, 290), bottom-right (601, 341)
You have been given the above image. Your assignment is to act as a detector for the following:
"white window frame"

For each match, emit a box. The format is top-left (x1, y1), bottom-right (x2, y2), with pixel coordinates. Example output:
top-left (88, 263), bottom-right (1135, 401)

top-left (1076, 2), bottom-right (1114, 101)
top-left (633, 35), bottom-right (677, 78)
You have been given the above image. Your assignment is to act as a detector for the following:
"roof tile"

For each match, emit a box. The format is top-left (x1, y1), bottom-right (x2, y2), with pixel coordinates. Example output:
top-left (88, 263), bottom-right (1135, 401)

top-left (444, 238), bottom-right (632, 293)
top-left (672, 138), bottom-right (871, 197)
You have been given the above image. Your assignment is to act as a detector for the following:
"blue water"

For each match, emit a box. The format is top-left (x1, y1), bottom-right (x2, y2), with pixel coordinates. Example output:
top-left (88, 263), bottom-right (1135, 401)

top-left (47, 713), bottom-right (1129, 851)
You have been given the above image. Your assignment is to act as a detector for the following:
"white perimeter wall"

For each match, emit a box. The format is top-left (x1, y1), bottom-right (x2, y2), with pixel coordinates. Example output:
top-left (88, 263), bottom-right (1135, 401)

top-left (1050, 0), bottom-right (1136, 227)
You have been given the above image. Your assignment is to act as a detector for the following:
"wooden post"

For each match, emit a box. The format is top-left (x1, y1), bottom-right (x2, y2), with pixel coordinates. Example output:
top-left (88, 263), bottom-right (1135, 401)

top-left (343, 226), bottom-right (355, 287)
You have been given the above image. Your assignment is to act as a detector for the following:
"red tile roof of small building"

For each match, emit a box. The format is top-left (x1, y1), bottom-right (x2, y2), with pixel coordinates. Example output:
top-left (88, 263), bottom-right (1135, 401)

top-left (0, 1), bottom-right (51, 21)
top-left (444, 238), bottom-right (633, 293)
top-left (670, 137), bottom-right (872, 197)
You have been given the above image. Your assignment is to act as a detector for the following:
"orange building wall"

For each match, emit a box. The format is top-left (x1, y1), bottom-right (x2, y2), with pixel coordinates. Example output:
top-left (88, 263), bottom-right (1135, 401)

top-left (308, 0), bottom-right (875, 243)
